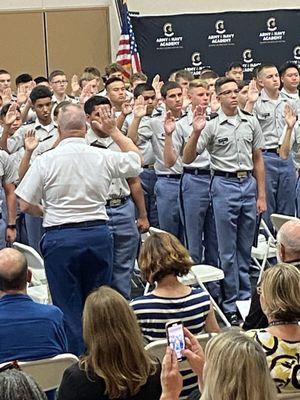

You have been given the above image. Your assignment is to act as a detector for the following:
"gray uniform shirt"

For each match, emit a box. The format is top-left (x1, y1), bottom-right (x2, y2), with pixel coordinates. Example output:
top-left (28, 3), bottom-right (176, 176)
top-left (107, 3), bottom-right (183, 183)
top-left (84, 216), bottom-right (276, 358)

top-left (86, 129), bottom-right (131, 199)
top-left (0, 150), bottom-right (18, 213)
top-left (253, 90), bottom-right (291, 148)
top-left (196, 108), bottom-right (264, 172)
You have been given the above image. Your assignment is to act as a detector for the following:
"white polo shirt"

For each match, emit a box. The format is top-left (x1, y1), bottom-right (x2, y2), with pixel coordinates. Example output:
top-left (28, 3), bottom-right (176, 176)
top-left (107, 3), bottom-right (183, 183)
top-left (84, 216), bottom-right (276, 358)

top-left (15, 137), bottom-right (142, 226)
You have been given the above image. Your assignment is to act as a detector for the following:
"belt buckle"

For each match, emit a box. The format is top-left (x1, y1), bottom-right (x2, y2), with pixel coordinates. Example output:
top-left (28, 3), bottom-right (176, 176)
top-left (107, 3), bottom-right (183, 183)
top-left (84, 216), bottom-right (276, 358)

top-left (110, 198), bottom-right (122, 207)
top-left (237, 171), bottom-right (247, 179)
top-left (194, 169), bottom-right (199, 176)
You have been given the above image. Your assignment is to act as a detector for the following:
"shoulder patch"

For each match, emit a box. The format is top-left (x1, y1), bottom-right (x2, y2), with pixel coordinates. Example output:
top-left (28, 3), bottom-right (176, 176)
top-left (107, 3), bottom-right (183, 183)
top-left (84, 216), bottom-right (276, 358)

top-left (240, 109), bottom-right (253, 116)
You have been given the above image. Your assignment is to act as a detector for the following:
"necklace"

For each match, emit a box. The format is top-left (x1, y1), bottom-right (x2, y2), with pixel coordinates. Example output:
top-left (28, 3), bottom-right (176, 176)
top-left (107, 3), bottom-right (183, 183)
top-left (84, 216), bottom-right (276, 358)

top-left (268, 320), bottom-right (299, 327)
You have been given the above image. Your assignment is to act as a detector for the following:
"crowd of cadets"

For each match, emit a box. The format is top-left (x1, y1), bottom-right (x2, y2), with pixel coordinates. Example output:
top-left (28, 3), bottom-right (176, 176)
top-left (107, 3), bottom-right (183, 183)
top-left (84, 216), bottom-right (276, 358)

top-left (0, 60), bottom-right (299, 325)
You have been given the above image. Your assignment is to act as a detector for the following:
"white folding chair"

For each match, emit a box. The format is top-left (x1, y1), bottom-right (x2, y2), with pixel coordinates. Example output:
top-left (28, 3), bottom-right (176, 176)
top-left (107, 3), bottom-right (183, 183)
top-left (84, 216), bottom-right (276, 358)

top-left (277, 393), bottom-right (300, 399)
top-left (271, 213), bottom-right (298, 232)
top-left (19, 353), bottom-right (79, 392)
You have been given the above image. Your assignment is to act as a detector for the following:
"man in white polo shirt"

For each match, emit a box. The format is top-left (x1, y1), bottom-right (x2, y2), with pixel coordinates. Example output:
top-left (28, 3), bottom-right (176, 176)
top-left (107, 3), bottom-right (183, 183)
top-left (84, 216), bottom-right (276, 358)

top-left (15, 103), bottom-right (142, 355)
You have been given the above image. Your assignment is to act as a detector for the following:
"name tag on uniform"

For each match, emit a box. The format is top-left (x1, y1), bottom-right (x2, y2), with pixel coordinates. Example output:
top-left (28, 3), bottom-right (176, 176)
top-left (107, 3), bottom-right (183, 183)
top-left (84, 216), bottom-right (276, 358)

top-left (218, 137), bottom-right (228, 145)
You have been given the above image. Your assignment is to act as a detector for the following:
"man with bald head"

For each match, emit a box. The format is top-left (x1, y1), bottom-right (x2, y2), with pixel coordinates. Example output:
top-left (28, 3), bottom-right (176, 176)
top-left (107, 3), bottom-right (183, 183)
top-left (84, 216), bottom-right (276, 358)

top-left (15, 103), bottom-right (142, 355)
top-left (244, 219), bottom-right (300, 329)
top-left (0, 248), bottom-right (67, 363)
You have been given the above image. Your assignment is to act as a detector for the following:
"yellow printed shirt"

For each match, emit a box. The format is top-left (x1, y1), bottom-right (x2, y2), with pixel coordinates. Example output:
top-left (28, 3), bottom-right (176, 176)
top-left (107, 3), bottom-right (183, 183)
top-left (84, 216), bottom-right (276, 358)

top-left (246, 329), bottom-right (300, 393)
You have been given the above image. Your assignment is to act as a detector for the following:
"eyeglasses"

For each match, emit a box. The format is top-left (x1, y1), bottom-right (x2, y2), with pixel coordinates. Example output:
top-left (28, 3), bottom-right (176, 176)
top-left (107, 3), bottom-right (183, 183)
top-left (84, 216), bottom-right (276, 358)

top-left (219, 89), bottom-right (240, 96)
top-left (0, 360), bottom-right (20, 373)
top-left (51, 80), bottom-right (68, 85)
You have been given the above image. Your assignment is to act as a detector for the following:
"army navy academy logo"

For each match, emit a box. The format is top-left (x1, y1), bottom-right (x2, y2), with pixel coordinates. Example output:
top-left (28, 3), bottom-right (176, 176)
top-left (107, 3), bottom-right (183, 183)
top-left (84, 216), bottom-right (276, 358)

top-left (259, 16), bottom-right (286, 43)
top-left (294, 46), bottom-right (300, 61)
top-left (242, 49), bottom-right (261, 73)
top-left (156, 22), bottom-right (183, 49)
top-left (186, 52), bottom-right (211, 75)
top-left (207, 19), bottom-right (235, 47)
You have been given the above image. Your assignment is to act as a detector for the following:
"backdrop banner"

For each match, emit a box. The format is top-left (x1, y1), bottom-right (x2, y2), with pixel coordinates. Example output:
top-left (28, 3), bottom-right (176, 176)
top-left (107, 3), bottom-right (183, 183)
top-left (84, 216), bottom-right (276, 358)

top-left (131, 9), bottom-right (300, 80)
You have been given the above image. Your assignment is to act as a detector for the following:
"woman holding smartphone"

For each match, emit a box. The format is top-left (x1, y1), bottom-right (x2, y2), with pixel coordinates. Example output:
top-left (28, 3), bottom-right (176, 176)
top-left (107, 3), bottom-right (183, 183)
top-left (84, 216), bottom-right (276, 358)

top-left (58, 286), bottom-right (161, 400)
top-left (131, 232), bottom-right (220, 398)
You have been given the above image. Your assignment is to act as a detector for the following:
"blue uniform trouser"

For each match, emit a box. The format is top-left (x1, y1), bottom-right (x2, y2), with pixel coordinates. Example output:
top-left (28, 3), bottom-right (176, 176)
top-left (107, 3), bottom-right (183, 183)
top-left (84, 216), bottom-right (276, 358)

top-left (25, 214), bottom-right (45, 254)
top-left (155, 176), bottom-right (184, 241)
top-left (0, 218), bottom-right (6, 249)
top-left (40, 223), bottom-right (113, 356)
top-left (106, 198), bottom-right (139, 300)
top-left (140, 168), bottom-right (159, 228)
top-left (211, 175), bottom-right (256, 313)
top-left (263, 153), bottom-right (296, 230)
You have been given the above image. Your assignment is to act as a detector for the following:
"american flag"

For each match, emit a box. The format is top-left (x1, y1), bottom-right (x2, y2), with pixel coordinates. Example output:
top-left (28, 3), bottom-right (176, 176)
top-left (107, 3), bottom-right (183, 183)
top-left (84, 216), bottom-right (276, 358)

top-left (116, 2), bottom-right (141, 77)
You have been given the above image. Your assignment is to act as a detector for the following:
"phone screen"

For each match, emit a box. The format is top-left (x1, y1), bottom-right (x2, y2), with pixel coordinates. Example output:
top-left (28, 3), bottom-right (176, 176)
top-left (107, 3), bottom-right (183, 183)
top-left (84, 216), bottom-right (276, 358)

top-left (166, 322), bottom-right (185, 360)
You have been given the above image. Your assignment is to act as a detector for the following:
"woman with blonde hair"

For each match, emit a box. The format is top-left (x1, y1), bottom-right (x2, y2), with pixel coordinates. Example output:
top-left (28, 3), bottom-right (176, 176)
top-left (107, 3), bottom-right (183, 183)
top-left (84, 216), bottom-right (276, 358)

top-left (160, 330), bottom-right (278, 400)
top-left (131, 232), bottom-right (220, 398)
top-left (58, 286), bottom-right (161, 400)
top-left (246, 263), bottom-right (300, 393)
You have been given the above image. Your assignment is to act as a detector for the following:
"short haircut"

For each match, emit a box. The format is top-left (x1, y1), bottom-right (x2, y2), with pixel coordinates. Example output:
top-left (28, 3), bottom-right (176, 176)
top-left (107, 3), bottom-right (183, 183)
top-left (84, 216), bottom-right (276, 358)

top-left (200, 70), bottom-right (219, 80)
top-left (130, 72), bottom-right (148, 85)
top-left (160, 81), bottom-right (182, 98)
top-left (0, 370), bottom-right (47, 400)
top-left (261, 263), bottom-right (300, 322)
top-left (138, 232), bottom-right (193, 284)
top-left (15, 74), bottom-right (32, 86)
top-left (84, 95), bottom-right (111, 115)
top-left (83, 66), bottom-right (101, 78)
top-left (53, 100), bottom-right (72, 118)
top-left (105, 63), bottom-right (126, 77)
top-left (34, 76), bottom-right (49, 85)
top-left (0, 253), bottom-right (28, 291)
top-left (29, 86), bottom-right (52, 104)
top-left (49, 69), bottom-right (65, 82)
top-left (0, 69), bottom-right (9, 76)
top-left (279, 61), bottom-right (300, 77)
top-left (214, 77), bottom-right (237, 94)
top-left (174, 69), bottom-right (194, 82)
top-left (237, 80), bottom-right (250, 90)
top-left (0, 103), bottom-right (21, 118)
top-left (188, 79), bottom-right (209, 91)
top-left (226, 62), bottom-right (243, 72)
top-left (58, 103), bottom-right (86, 132)
top-left (105, 76), bottom-right (124, 90)
top-left (256, 64), bottom-right (277, 79)
top-left (133, 83), bottom-right (155, 99)
top-left (80, 72), bottom-right (97, 83)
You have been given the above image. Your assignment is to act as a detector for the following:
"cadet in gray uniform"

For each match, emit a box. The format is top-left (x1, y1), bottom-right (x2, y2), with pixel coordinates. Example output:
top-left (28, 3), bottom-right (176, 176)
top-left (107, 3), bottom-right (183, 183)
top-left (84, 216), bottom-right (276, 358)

top-left (247, 64), bottom-right (296, 231)
top-left (2, 86), bottom-right (59, 253)
top-left (85, 96), bottom-right (149, 299)
top-left (183, 77), bottom-right (266, 325)
top-left (163, 80), bottom-right (219, 274)
top-left (279, 62), bottom-right (300, 114)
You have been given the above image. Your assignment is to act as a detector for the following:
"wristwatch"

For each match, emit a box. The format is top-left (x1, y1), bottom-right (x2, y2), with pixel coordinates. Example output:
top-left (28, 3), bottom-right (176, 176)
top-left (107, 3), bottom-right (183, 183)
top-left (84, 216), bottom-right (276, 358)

top-left (7, 224), bottom-right (17, 229)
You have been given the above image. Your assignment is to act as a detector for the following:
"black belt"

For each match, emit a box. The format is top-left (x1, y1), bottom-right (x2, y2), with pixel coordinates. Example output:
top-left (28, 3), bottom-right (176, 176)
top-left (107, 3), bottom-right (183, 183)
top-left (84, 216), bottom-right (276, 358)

top-left (106, 196), bottom-right (129, 208)
top-left (143, 164), bottom-right (155, 169)
top-left (183, 168), bottom-right (210, 176)
top-left (263, 148), bottom-right (280, 155)
top-left (213, 170), bottom-right (252, 178)
top-left (45, 220), bottom-right (106, 231)
top-left (157, 174), bottom-right (182, 179)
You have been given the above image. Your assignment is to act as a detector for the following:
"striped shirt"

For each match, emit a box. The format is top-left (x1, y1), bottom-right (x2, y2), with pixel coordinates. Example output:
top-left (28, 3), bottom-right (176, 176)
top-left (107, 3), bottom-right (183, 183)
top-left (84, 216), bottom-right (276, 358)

top-left (131, 287), bottom-right (210, 399)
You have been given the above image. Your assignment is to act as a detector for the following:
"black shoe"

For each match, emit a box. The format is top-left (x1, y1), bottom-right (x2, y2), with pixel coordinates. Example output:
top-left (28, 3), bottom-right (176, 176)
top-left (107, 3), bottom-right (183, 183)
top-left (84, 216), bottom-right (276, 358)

top-left (225, 312), bottom-right (239, 326)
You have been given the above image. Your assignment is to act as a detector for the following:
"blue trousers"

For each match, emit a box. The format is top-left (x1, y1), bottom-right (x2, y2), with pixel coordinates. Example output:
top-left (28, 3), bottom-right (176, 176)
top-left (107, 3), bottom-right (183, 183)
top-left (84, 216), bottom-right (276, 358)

top-left (25, 214), bottom-right (45, 254)
top-left (41, 223), bottom-right (113, 356)
top-left (211, 175), bottom-right (256, 313)
top-left (140, 168), bottom-right (159, 228)
top-left (106, 199), bottom-right (139, 300)
top-left (155, 176), bottom-right (184, 241)
top-left (263, 153), bottom-right (296, 230)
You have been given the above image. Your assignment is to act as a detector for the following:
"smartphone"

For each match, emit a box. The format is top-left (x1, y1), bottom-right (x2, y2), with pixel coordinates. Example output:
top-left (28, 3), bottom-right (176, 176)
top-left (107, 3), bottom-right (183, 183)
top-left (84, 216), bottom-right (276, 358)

top-left (166, 320), bottom-right (185, 361)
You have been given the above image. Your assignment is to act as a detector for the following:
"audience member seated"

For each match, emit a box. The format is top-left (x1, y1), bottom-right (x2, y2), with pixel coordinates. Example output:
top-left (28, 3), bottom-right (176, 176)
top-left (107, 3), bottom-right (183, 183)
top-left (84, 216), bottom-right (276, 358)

top-left (244, 219), bottom-right (300, 330)
top-left (160, 329), bottom-right (278, 400)
top-left (0, 248), bottom-right (68, 363)
top-left (246, 263), bottom-right (300, 394)
top-left (57, 286), bottom-right (161, 400)
top-left (131, 232), bottom-right (220, 398)
top-left (0, 368), bottom-right (46, 400)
